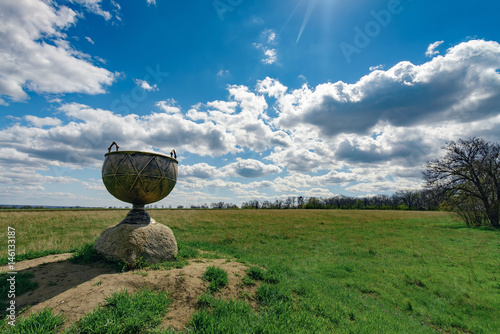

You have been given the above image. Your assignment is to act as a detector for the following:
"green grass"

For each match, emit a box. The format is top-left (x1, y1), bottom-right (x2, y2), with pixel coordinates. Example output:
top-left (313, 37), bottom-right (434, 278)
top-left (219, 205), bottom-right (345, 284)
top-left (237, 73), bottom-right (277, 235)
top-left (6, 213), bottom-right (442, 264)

top-left (0, 249), bottom-right (70, 266)
top-left (0, 308), bottom-right (64, 334)
top-left (190, 297), bottom-right (260, 333)
top-left (242, 276), bottom-right (256, 286)
top-left (202, 266), bottom-right (229, 293)
top-left (68, 239), bottom-right (195, 272)
top-left (246, 266), bottom-right (265, 281)
top-left (69, 240), bottom-right (102, 265)
top-left (1, 209), bottom-right (499, 333)
top-left (66, 289), bottom-right (172, 334)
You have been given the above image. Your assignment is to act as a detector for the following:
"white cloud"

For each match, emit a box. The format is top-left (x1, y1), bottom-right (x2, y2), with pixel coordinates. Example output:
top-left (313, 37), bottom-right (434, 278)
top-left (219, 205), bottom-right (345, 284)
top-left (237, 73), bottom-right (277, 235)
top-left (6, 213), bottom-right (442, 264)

top-left (253, 29), bottom-right (278, 65)
top-left (24, 116), bottom-right (62, 127)
top-left (156, 99), bottom-right (181, 114)
top-left (425, 40), bottom-right (444, 57)
top-left (186, 108), bottom-right (208, 122)
top-left (0, 0), bottom-right (117, 105)
top-left (0, 101), bottom-right (245, 171)
top-left (267, 32), bottom-right (276, 44)
top-left (134, 79), bottom-right (159, 92)
top-left (257, 77), bottom-right (288, 98)
top-left (206, 100), bottom-right (238, 114)
top-left (146, 0), bottom-right (156, 6)
top-left (181, 163), bottom-right (222, 179)
top-left (85, 36), bottom-right (95, 44)
top-left (269, 170), bottom-right (356, 194)
top-left (0, 184), bottom-right (107, 207)
top-left (369, 64), bottom-right (384, 71)
top-left (217, 69), bottom-right (230, 77)
top-left (228, 85), bottom-right (268, 117)
top-left (223, 158), bottom-right (281, 178)
top-left (2, 40), bottom-right (500, 205)
top-left (302, 188), bottom-right (336, 198)
top-left (82, 179), bottom-right (106, 191)
top-left (346, 178), bottom-right (423, 194)
top-left (260, 46), bottom-right (278, 64)
top-left (275, 40), bottom-right (500, 137)
top-left (70, 0), bottom-right (112, 20)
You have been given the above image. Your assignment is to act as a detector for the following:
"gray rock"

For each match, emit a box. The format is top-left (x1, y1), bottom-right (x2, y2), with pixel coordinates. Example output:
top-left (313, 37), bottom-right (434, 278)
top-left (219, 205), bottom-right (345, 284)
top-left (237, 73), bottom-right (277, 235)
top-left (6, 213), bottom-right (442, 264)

top-left (95, 217), bottom-right (178, 268)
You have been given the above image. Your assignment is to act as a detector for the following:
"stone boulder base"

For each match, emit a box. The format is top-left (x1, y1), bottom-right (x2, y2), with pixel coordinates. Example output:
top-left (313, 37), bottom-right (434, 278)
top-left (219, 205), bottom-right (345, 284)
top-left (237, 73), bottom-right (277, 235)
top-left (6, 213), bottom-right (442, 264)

top-left (95, 219), bottom-right (177, 268)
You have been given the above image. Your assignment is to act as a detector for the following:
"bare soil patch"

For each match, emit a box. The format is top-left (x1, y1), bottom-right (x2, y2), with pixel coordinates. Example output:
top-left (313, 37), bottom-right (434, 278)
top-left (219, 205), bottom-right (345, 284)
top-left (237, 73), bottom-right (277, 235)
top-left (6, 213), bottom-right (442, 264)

top-left (0, 254), bottom-right (259, 332)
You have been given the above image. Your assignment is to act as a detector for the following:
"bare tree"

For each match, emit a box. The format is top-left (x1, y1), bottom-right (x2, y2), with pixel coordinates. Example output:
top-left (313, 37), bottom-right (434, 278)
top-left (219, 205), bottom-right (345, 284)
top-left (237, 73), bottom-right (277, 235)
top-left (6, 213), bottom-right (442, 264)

top-left (424, 137), bottom-right (500, 228)
top-left (395, 190), bottom-right (421, 210)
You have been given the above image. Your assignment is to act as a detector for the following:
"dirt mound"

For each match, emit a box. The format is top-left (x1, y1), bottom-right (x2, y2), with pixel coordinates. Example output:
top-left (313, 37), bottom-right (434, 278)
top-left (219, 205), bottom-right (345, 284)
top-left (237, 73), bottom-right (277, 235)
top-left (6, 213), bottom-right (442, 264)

top-left (0, 254), bottom-right (258, 331)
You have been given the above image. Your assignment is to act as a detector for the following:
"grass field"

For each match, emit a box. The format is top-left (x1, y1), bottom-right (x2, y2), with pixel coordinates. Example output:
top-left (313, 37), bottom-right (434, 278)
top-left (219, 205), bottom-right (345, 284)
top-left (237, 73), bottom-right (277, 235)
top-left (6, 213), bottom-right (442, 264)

top-left (1, 209), bottom-right (499, 333)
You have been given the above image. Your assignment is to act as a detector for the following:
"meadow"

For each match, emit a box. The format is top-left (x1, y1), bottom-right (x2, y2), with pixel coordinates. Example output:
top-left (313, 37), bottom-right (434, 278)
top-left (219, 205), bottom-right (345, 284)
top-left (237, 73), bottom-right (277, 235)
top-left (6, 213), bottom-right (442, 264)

top-left (0, 209), bottom-right (499, 333)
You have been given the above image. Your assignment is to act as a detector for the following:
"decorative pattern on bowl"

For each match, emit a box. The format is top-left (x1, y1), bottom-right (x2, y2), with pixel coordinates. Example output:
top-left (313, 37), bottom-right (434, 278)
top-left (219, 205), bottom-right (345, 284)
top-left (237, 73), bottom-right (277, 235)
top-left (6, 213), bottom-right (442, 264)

top-left (102, 151), bottom-right (178, 206)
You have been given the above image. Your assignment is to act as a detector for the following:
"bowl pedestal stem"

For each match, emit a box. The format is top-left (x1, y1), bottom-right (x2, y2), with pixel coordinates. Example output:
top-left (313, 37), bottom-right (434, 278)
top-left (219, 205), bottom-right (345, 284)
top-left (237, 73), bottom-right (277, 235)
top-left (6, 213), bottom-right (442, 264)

top-left (118, 206), bottom-right (152, 225)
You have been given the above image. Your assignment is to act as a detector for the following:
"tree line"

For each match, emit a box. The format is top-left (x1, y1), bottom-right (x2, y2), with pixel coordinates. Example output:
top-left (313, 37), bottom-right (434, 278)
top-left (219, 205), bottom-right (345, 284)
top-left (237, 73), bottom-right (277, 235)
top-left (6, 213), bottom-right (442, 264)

top-left (189, 189), bottom-right (443, 211)
top-left (227, 138), bottom-right (500, 229)
top-left (240, 189), bottom-right (444, 211)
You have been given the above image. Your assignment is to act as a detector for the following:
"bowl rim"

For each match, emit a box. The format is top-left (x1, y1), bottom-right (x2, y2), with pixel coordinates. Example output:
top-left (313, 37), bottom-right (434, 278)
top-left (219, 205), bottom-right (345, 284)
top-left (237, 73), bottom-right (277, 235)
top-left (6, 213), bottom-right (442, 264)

top-left (104, 150), bottom-right (178, 163)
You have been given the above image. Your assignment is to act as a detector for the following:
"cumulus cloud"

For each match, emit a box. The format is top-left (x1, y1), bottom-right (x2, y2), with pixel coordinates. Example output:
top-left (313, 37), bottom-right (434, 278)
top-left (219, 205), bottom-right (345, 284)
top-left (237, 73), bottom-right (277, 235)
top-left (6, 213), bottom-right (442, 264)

top-left (206, 100), bottom-right (238, 114)
top-left (253, 29), bottom-right (278, 64)
top-left (2, 40), bottom-right (500, 203)
top-left (181, 163), bottom-right (222, 179)
top-left (0, 100), bottom-right (251, 172)
top-left (24, 116), bottom-right (62, 128)
top-left (275, 40), bottom-right (500, 137)
top-left (135, 79), bottom-right (159, 92)
top-left (263, 48), bottom-right (278, 64)
top-left (369, 64), bottom-right (384, 71)
top-left (346, 178), bottom-right (423, 193)
top-left (0, 0), bottom-right (117, 105)
top-left (0, 184), bottom-right (105, 206)
top-left (425, 40), bottom-right (444, 57)
top-left (185, 89), bottom-right (272, 152)
top-left (223, 158), bottom-right (282, 178)
top-left (257, 77), bottom-right (288, 98)
top-left (156, 99), bottom-right (181, 113)
top-left (0, 168), bottom-right (78, 186)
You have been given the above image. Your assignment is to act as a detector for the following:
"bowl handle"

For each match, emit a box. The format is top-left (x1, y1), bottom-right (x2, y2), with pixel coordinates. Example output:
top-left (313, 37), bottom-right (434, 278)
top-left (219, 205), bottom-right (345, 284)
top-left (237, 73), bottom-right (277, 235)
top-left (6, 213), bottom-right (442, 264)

top-left (108, 142), bottom-right (119, 153)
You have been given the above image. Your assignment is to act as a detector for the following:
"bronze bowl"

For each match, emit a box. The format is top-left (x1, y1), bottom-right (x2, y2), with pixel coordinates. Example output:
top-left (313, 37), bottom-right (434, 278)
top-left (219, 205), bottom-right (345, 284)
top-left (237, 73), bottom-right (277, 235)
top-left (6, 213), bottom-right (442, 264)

top-left (102, 150), bottom-right (178, 207)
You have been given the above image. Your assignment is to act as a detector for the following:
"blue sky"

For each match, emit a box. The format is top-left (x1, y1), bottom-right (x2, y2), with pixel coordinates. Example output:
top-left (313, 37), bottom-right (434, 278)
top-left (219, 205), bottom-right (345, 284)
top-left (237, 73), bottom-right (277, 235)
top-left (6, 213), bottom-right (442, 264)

top-left (1, 0), bottom-right (500, 208)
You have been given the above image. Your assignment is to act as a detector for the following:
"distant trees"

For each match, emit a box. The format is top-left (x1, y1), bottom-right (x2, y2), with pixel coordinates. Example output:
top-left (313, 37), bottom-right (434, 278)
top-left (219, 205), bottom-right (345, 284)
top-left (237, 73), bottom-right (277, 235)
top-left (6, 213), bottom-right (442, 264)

top-left (395, 190), bottom-right (421, 210)
top-left (210, 202), bottom-right (238, 209)
top-left (190, 203), bottom-right (209, 209)
top-left (424, 138), bottom-right (500, 228)
top-left (241, 191), bottom-right (439, 211)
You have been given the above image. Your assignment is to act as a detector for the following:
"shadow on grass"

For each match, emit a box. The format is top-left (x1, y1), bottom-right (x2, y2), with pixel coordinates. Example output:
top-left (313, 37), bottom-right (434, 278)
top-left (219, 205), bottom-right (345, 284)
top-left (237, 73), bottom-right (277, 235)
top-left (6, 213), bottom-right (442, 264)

top-left (3, 258), bottom-right (117, 317)
top-left (442, 224), bottom-right (500, 232)
top-left (0, 240), bottom-right (197, 321)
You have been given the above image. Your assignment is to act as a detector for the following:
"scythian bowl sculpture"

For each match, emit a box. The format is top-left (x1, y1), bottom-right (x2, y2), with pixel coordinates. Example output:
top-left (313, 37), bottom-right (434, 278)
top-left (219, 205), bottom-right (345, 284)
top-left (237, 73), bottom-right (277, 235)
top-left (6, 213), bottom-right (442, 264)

top-left (101, 142), bottom-right (178, 223)
top-left (96, 142), bottom-right (179, 267)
